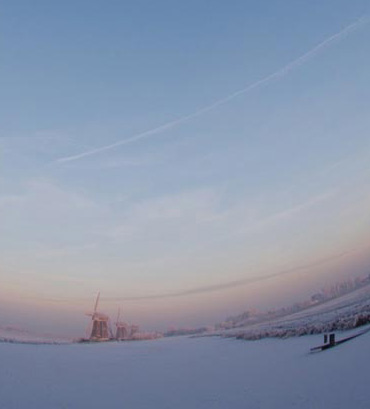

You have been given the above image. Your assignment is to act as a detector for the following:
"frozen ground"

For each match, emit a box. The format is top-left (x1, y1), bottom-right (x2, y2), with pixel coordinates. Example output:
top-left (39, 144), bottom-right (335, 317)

top-left (0, 328), bottom-right (369, 409)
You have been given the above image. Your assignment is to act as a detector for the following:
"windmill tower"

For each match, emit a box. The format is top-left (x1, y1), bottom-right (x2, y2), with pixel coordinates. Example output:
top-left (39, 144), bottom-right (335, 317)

top-left (115, 308), bottom-right (129, 341)
top-left (86, 293), bottom-right (111, 341)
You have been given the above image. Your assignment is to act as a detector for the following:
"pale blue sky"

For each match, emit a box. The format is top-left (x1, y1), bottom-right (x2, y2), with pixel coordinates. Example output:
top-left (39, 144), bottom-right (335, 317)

top-left (1, 1), bottom-right (370, 335)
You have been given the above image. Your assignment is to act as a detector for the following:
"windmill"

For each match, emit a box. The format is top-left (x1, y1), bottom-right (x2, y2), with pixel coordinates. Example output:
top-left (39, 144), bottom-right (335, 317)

top-left (129, 324), bottom-right (139, 339)
top-left (86, 292), bottom-right (111, 341)
top-left (115, 308), bottom-right (129, 340)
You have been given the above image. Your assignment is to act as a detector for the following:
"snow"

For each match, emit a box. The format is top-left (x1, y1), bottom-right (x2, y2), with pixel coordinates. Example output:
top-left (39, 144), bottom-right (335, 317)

top-left (1, 329), bottom-right (369, 409)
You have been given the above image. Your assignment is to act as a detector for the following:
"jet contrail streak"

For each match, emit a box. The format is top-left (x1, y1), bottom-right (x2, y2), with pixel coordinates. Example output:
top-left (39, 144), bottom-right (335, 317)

top-left (42, 248), bottom-right (356, 303)
top-left (56, 16), bottom-right (368, 164)
top-left (106, 249), bottom-right (352, 301)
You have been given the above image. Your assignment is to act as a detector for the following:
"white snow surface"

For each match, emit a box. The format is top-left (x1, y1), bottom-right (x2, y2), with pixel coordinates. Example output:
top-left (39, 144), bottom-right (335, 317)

top-left (1, 329), bottom-right (369, 409)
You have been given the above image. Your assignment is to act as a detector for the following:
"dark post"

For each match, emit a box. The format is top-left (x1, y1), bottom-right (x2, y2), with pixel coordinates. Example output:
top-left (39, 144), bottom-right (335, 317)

top-left (329, 333), bottom-right (335, 346)
top-left (324, 334), bottom-right (328, 344)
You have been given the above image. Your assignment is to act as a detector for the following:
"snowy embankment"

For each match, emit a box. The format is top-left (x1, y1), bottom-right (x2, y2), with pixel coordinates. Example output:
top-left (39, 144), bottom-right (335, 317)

top-left (0, 326), bottom-right (71, 345)
top-left (0, 329), bottom-right (369, 409)
top-left (216, 285), bottom-right (370, 340)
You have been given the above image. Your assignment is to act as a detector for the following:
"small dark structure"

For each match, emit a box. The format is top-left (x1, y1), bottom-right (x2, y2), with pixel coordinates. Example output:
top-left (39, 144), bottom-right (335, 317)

top-left (311, 327), bottom-right (370, 353)
top-left (322, 333), bottom-right (336, 347)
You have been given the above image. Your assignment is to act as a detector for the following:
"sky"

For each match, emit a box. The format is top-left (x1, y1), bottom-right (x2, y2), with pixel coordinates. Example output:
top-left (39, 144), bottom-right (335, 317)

top-left (1, 0), bottom-right (370, 337)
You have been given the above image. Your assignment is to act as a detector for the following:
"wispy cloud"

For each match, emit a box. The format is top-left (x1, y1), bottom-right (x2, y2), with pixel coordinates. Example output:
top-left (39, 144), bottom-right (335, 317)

top-left (0, 129), bottom-right (66, 140)
top-left (191, 189), bottom-right (339, 246)
top-left (60, 154), bottom-right (160, 170)
top-left (105, 187), bottom-right (221, 241)
top-left (0, 178), bottom-right (104, 250)
top-left (258, 190), bottom-right (337, 225)
top-left (55, 16), bottom-right (369, 164)
top-left (31, 243), bottom-right (98, 260)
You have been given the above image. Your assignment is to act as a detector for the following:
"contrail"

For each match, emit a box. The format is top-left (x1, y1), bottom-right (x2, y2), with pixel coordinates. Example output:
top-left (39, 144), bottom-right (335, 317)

top-left (42, 248), bottom-right (355, 303)
top-left (57, 16), bottom-right (369, 164)
top-left (107, 249), bottom-right (353, 301)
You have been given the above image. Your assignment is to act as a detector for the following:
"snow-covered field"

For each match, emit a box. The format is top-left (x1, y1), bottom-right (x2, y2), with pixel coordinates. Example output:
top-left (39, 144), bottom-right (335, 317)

top-left (1, 328), bottom-right (369, 409)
